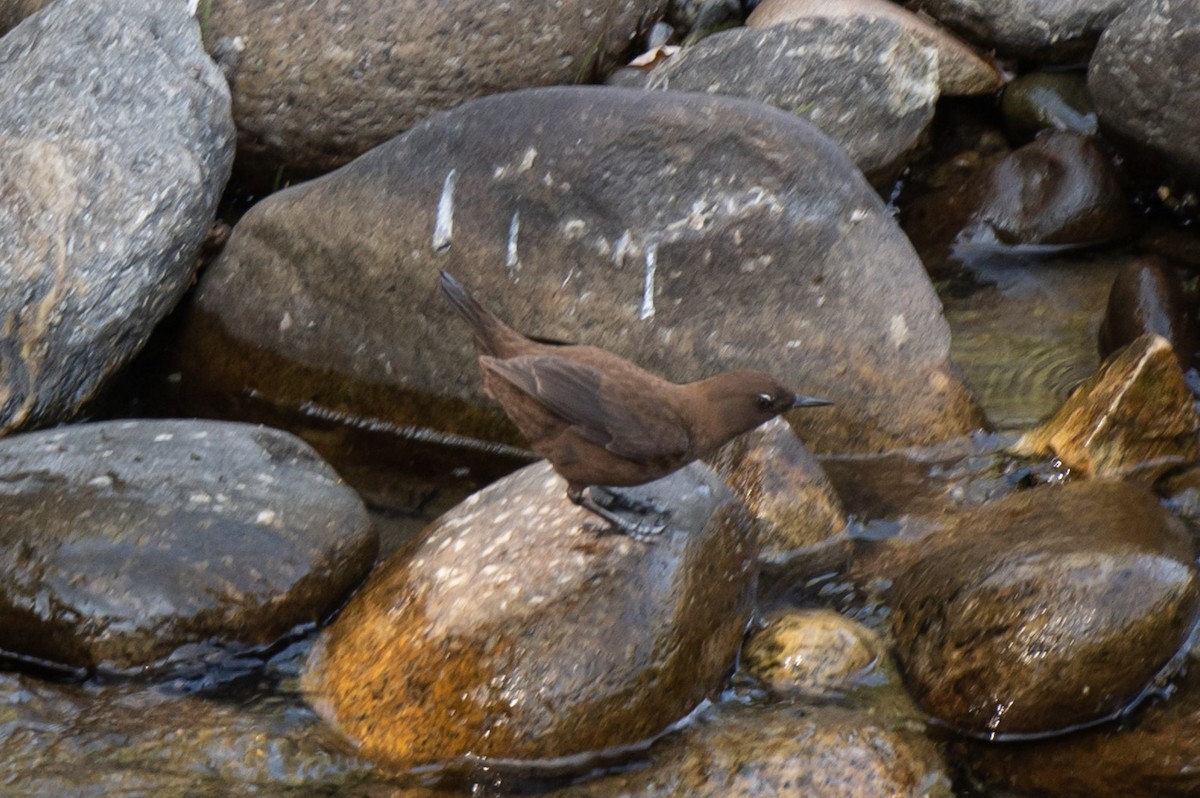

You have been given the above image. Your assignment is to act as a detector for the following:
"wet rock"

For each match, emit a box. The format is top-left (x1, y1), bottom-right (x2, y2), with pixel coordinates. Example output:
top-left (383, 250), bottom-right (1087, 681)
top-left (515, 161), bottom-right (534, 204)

top-left (0, 420), bottom-right (376, 673)
top-left (820, 433), bottom-right (1021, 520)
top-left (624, 18), bottom-right (939, 185)
top-left (708, 417), bottom-right (846, 563)
top-left (1014, 335), bottom-right (1200, 483)
top-left (880, 480), bottom-right (1199, 738)
top-left (966, 660), bottom-right (1200, 797)
top-left (919, 0), bottom-right (1133, 62)
top-left (745, 0), bottom-right (1004, 97)
top-left (742, 608), bottom-right (885, 697)
top-left (205, 0), bottom-right (665, 185)
top-left (962, 132), bottom-right (1132, 249)
top-left (556, 701), bottom-right (953, 797)
top-left (0, 672), bottom-right (380, 795)
top-left (1001, 70), bottom-right (1099, 143)
top-left (1089, 0), bottom-right (1200, 190)
top-left (302, 459), bottom-right (757, 770)
top-left (0, 0), bottom-right (235, 435)
top-left (182, 87), bottom-right (984, 457)
top-left (1099, 256), bottom-right (1197, 367)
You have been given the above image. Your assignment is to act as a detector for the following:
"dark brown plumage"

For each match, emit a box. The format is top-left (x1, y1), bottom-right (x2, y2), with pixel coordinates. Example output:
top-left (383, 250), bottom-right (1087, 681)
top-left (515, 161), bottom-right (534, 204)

top-left (440, 270), bottom-right (830, 535)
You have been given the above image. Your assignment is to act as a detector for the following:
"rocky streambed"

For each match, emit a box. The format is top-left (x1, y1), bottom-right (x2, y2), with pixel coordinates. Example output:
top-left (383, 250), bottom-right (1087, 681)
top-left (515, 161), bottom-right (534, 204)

top-left (4, 0), bottom-right (1200, 796)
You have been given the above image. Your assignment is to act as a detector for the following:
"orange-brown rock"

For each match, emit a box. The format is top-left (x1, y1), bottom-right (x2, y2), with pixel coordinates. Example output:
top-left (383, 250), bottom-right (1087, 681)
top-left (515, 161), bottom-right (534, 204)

top-left (302, 460), bottom-right (757, 770)
top-left (1013, 334), bottom-right (1200, 482)
top-left (742, 608), bottom-right (885, 697)
top-left (707, 417), bottom-right (846, 563)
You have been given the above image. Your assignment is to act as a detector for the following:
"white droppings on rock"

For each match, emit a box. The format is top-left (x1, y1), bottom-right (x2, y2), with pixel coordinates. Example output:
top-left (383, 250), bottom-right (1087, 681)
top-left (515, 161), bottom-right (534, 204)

top-left (433, 168), bottom-right (457, 253)
top-left (189, 492), bottom-right (212, 504)
top-left (88, 474), bottom-right (113, 488)
top-left (506, 212), bottom-right (520, 270)
top-left (849, 208), bottom-right (869, 223)
top-left (519, 147), bottom-right (537, 171)
top-left (613, 230), bottom-right (634, 267)
top-left (154, 433), bottom-right (173, 442)
top-left (255, 509), bottom-right (277, 525)
top-left (888, 313), bottom-right (910, 347)
top-left (640, 243), bottom-right (658, 320)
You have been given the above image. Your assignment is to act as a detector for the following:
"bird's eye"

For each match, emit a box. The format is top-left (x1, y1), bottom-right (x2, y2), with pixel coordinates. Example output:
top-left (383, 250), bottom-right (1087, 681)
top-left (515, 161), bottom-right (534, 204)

top-left (756, 393), bottom-right (774, 411)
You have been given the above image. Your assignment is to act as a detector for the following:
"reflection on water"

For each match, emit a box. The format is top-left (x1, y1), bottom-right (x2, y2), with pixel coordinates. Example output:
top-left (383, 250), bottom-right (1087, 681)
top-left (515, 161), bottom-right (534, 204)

top-left (940, 245), bottom-right (1122, 430)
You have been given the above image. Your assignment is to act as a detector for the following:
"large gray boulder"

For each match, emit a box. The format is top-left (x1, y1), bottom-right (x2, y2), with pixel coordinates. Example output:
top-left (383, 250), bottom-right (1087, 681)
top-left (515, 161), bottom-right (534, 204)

top-left (0, 0), bottom-right (235, 435)
top-left (181, 87), bottom-right (984, 455)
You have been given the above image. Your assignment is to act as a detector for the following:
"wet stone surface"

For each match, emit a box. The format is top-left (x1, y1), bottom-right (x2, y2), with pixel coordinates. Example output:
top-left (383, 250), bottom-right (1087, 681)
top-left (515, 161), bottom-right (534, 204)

top-left (1014, 334), bottom-right (1200, 483)
top-left (554, 700), bottom-right (953, 798)
top-left (0, 420), bottom-right (376, 674)
top-left (303, 459), bottom-right (757, 770)
top-left (708, 417), bottom-right (847, 564)
top-left (876, 480), bottom-right (1200, 739)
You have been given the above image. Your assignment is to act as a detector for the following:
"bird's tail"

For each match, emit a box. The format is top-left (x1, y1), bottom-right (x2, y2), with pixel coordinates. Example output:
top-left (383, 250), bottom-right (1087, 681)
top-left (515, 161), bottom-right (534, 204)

top-left (439, 270), bottom-right (520, 357)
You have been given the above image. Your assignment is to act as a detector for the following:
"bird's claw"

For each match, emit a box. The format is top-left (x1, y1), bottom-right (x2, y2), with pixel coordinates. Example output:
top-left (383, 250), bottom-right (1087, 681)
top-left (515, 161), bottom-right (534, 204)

top-left (571, 486), bottom-right (672, 542)
top-left (590, 486), bottom-right (668, 517)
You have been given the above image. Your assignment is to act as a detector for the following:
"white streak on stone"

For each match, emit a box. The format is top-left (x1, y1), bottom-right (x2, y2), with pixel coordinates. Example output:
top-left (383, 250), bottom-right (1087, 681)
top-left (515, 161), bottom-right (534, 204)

top-left (433, 169), bottom-right (457, 253)
top-left (640, 243), bottom-right (658, 320)
top-left (506, 211), bottom-right (520, 270)
top-left (612, 230), bottom-right (633, 268)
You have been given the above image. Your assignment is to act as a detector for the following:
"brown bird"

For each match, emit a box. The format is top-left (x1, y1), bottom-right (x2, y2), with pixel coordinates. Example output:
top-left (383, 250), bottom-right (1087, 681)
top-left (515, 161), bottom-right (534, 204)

top-left (440, 270), bottom-right (831, 536)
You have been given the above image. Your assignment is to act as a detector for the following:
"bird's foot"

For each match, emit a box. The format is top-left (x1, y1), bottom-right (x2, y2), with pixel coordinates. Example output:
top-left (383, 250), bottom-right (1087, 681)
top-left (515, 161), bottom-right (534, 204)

top-left (588, 486), bottom-right (669, 517)
top-left (569, 486), bottom-right (670, 541)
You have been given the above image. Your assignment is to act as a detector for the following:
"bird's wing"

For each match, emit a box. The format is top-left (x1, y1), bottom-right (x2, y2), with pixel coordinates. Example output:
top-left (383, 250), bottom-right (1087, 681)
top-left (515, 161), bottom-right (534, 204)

top-left (480, 354), bottom-right (690, 461)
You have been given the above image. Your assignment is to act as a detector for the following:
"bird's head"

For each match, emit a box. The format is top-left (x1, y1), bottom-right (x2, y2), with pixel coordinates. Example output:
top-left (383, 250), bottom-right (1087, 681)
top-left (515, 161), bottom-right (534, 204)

top-left (689, 370), bottom-right (831, 451)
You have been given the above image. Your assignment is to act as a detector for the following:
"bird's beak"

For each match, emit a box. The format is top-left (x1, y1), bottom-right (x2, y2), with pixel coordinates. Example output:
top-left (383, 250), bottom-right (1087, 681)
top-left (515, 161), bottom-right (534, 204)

top-left (791, 394), bottom-right (833, 409)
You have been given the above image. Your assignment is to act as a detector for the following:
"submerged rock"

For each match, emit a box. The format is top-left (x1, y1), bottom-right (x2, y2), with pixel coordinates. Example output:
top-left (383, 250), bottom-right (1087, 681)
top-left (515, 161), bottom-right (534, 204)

top-left (303, 459), bottom-right (756, 770)
top-left (0, 0), bottom-right (235, 435)
top-left (556, 701), bottom-right (953, 797)
top-left (967, 662), bottom-right (1200, 798)
top-left (742, 608), bottom-right (886, 697)
top-left (879, 480), bottom-right (1199, 739)
top-left (1014, 334), bottom-right (1200, 483)
top-left (1001, 70), bottom-right (1099, 144)
top-left (0, 420), bottom-right (376, 673)
top-left (0, 672), bottom-right (377, 795)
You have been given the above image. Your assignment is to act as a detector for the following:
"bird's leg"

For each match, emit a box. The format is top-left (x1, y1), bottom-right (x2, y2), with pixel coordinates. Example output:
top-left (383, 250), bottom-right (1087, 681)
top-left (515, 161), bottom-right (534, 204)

top-left (589, 486), bottom-right (670, 518)
top-left (567, 486), bottom-right (668, 541)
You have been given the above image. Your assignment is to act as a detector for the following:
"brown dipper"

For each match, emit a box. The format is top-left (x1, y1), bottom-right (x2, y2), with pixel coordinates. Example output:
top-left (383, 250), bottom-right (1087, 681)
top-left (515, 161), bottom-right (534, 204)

top-left (440, 270), bottom-right (831, 536)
